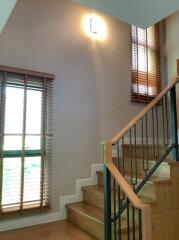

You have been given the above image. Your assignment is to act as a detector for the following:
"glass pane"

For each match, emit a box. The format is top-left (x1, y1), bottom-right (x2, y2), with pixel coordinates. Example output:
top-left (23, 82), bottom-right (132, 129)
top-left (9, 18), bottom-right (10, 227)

top-left (4, 136), bottom-right (22, 150)
top-left (138, 45), bottom-right (147, 72)
top-left (2, 158), bottom-right (21, 205)
top-left (23, 157), bottom-right (41, 202)
top-left (25, 136), bottom-right (41, 150)
top-left (26, 89), bottom-right (42, 134)
top-left (4, 86), bottom-right (24, 134)
top-left (137, 27), bottom-right (147, 44)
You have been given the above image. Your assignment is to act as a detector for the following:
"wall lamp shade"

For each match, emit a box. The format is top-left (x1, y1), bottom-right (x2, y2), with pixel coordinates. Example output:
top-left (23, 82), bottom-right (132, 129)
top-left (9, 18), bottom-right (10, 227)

top-left (82, 14), bottom-right (107, 41)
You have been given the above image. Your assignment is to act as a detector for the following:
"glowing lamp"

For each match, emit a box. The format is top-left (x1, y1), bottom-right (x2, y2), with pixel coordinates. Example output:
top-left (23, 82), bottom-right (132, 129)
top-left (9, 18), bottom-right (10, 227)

top-left (82, 14), bottom-right (107, 41)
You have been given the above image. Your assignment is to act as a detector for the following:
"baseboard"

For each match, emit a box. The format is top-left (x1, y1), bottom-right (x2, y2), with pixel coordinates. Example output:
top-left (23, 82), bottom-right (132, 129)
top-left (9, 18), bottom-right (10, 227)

top-left (0, 163), bottom-right (103, 232)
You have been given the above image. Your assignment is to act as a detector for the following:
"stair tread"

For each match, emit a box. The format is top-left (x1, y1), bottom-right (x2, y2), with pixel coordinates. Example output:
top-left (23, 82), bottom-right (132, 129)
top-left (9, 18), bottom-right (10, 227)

top-left (112, 157), bottom-right (170, 165)
top-left (66, 202), bottom-right (137, 231)
top-left (82, 185), bottom-right (156, 205)
top-left (123, 144), bottom-right (165, 147)
top-left (96, 170), bottom-right (170, 184)
top-left (166, 160), bottom-right (179, 166)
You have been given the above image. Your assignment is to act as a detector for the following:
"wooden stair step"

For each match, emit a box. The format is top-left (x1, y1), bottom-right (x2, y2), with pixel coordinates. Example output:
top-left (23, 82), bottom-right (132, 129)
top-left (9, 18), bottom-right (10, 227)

top-left (97, 170), bottom-right (170, 190)
top-left (123, 144), bottom-right (165, 159)
top-left (98, 160), bottom-right (170, 186)
top-left (66, 202), bottom-right (103, 240)
top-left (112, 157), bottom-right (170, 179)
top-left (66, 202), bottom-right (139, 240)
top-left (82, 185), bottom-right (104, 209)
top-left (112, 157), bottom-right (170, 165)
top-left (82, 185), bottom-right (157, 210)
top-left (124, 175), bottom-right (171, 185)
top-left (97, 169), bottom-right (171, 201)
top-left (67, 202), bottom-right (103, 222)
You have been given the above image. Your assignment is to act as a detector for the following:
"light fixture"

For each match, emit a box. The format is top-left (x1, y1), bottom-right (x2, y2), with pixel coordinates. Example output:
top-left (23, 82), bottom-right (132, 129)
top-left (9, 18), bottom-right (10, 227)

top-left (82, 14), bottom-right (107, 41)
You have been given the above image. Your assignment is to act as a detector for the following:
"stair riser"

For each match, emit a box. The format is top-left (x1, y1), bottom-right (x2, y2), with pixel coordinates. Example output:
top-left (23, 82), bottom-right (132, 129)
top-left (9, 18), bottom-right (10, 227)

top-left (82, 185), bottom-right (156, 211)
top-left (67, 207), bottom-right (139, 240)
top-left (102, 161), bottom-right (170, 187)
top-left (96, 173), bottom-right (156, 200)
top-left (123, 145), bottom-right (165, 160)
top-left (83, 188), bottom-right (104, 210)
top-left (67, 207), bottom-right (104, 240)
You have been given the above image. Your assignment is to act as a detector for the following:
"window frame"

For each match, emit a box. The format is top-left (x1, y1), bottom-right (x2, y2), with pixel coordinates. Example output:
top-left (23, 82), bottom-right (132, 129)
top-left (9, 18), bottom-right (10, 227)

top-left (0, 66), bottom-right (54, 215)
top-left (131, 24), bottom-right (161, 103)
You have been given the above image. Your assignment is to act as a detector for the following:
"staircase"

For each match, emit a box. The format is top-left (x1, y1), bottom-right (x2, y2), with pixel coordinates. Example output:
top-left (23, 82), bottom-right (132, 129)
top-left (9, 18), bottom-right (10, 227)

top-left (66, 145), bottom-right (179, 240)
top-left (66, 62), bottom-right (179, 240)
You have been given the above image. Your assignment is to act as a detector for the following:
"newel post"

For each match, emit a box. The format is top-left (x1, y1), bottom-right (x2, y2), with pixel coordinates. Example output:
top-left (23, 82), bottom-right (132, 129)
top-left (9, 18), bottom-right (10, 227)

top-left (102, 142), bottom-right (112, 240)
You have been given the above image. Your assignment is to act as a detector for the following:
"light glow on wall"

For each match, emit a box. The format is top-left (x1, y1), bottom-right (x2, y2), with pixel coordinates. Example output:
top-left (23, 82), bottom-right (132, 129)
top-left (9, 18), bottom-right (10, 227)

top-left (82, 14), bottom-right (107, 41)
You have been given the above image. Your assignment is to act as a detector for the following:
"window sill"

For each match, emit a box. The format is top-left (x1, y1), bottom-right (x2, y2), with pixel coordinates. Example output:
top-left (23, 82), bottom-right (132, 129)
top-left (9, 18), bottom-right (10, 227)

top-left (1, 203), bottom-right (51, 217)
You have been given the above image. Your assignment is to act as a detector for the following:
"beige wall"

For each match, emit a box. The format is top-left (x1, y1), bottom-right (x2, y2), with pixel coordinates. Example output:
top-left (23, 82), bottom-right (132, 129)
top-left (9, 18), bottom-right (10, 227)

top-left (0, 0), bottom-right (150, 214)
top-left (166, 11), bottom-right (179, 124)
top-left (166, 11), bottom-right (179, 81)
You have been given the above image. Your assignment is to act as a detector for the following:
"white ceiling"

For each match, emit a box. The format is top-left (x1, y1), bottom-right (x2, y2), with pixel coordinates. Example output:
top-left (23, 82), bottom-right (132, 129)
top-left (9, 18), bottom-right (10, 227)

top-left (0, 0), bottom-right (17, 33)
top-left (1, 0), bottom-right (179, 34)
top-left (71, 0), bottom-right (179, 28)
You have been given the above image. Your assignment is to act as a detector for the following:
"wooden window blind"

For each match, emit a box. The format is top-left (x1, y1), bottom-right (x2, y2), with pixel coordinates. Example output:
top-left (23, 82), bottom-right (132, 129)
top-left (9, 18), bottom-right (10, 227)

top-left (0, 66), bottom-right (54, 215)
top-left (131, 24), bottom-right (161, 103)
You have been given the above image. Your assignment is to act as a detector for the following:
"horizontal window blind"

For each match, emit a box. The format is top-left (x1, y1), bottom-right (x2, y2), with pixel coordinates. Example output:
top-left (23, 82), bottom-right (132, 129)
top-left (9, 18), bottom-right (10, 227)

top-left (131, 24), bottom-right (161, 103)
top-left (0, 66), bottom-right (54, 214)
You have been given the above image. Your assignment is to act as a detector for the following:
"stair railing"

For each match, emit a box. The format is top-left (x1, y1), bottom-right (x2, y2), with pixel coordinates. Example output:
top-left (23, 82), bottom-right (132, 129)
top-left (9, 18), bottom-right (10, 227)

top-left (103, 76), bottom-right (179, 240)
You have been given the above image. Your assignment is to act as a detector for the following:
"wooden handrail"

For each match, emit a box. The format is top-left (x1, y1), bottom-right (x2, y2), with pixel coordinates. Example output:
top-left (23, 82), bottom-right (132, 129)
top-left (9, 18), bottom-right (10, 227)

top-left (104, 76), bottom-right (179, 240)
top-left (104, 142), bottom-right (152, 240)
top-left (111, 76), bottom-right (179, 144)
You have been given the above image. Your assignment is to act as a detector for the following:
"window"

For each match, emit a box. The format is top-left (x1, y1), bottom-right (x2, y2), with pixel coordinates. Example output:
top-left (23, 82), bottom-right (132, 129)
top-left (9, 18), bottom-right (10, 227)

top-left (131, 24), bottom-right (161, 103)
top-left (0, 66), bottom-right (54, 214)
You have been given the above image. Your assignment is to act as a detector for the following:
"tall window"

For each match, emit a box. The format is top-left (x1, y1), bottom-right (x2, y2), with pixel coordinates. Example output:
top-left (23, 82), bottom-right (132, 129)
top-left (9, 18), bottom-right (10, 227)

top-left (0, 66), bottom-right (54, 214)
top-left (131, 24), bottom-right (161, 103)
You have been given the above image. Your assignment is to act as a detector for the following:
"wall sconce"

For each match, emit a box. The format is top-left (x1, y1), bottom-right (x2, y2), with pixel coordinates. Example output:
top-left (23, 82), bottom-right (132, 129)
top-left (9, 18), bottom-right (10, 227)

top-left (82, 14), bottom-right (107, 41)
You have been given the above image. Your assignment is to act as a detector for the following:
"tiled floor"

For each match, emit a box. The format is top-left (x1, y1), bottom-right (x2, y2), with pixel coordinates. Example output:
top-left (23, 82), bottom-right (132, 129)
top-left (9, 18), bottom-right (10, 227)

top-left (0, 220), bottom-right (96, 240)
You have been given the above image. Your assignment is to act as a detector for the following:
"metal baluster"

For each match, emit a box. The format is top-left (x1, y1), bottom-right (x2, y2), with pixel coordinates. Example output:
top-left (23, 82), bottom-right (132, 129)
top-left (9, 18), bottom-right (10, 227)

top-left (121, 137), bottom-right (125, 202)
top-left (170, 87), bottom-right (179, 161)
top-left (162, 98), bottom-right (166, 147)
top-left (165, 95), bottom-right (169, 146)
top-left (118, 185), bottom-right (121, 240)
top-left (141, 118), bottom-right (146, 174)
top-left (130, 128), bottom-right (137, 189)
top-left (152, 108), bottom-right (156, 161)
top-left (117, 141), bottom-right (120, 171)
top-left (145, 114), bottom-right (149, 173)
top-left (132, 206), bottom-right (136, 240)
top-left (155, 106), bottom-right (160, 159)
top-left (138, 209), bottom-right (142, 240)
top-left (117, 139), bottom-right (125, 211)
top-left (113, 178), bottom-right (117, 240)
top-left (130, 129), bottom-right (133, 186)
top-left (133, 125), bottom-right (137, 190)
top-left (127, 199), bottom-right (130, 240)
top-left (122, 137), bottom-right (125, 177)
